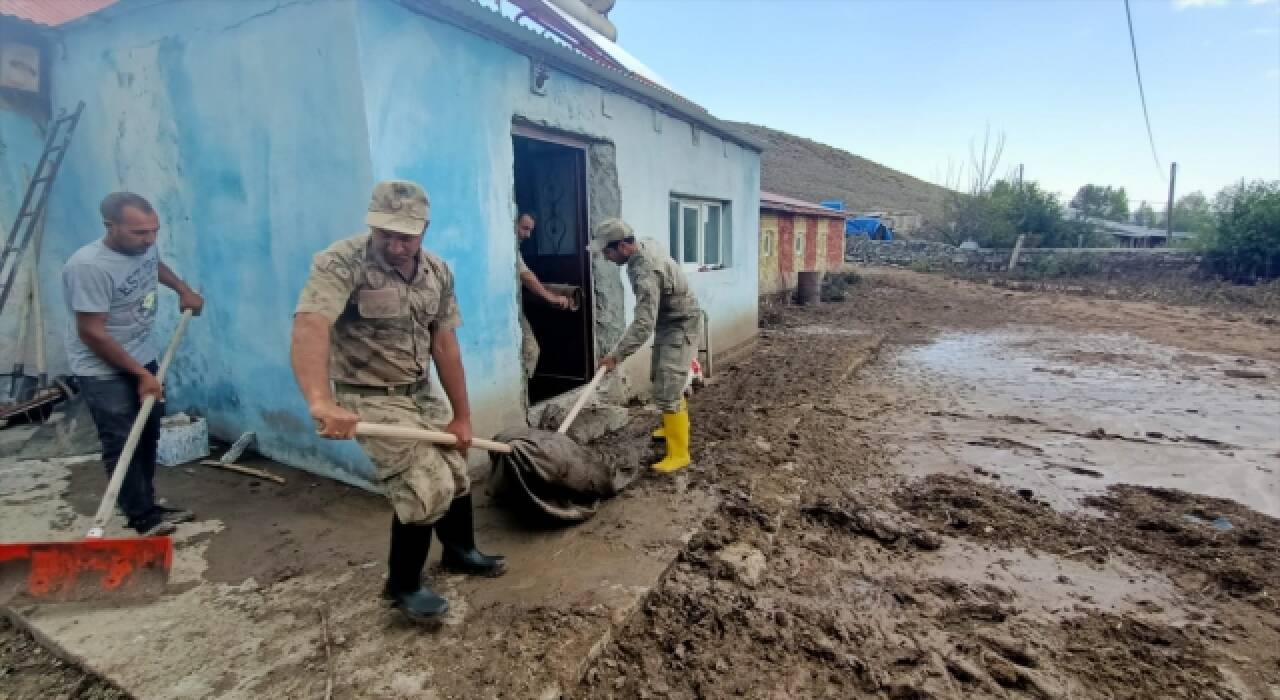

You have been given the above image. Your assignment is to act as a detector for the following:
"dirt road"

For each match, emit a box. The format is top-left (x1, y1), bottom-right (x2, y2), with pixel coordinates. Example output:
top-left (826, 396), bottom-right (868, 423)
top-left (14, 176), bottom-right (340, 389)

top-left (580, 269), bottom-right (1280, 699)
top-left (4, 269), bottom-right (1278, 698)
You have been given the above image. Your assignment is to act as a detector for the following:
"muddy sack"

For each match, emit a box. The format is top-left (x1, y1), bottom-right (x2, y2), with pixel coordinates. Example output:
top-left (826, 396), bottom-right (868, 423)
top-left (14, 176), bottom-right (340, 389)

top-left (488, 428), bottom-right (619, 522)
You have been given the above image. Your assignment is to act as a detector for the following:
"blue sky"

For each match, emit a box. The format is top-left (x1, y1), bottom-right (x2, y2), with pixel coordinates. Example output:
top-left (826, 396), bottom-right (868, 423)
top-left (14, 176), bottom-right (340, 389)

top-left (610, 0), bottom-right (1280, 208)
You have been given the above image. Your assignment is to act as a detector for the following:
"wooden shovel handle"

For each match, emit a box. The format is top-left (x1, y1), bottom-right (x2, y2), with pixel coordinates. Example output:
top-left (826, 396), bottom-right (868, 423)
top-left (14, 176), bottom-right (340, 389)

top-left (558, 366), bottom-right (609, 435)
top-left (355, 422), bottom-right (513, 454)
top-left (89, 309), bottom-right (194, 537)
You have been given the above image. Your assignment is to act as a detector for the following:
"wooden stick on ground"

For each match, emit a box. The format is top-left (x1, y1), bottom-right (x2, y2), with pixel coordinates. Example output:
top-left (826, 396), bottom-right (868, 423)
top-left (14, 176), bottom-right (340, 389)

top-left (199, 460), bottom-right (285, 484)
top-left (319, 608), bottom-right (334, 700)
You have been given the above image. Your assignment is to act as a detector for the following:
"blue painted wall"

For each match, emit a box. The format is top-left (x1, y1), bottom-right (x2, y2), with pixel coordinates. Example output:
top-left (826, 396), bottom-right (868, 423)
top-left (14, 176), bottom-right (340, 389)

top-left (353, 1), bottom-right (760, 400)
top-left (0, 104), bottom-right (47, 370)
top-left (43, 0), bottom-right (377, 485)
top-left (38, 0), bottom-right (759, 486)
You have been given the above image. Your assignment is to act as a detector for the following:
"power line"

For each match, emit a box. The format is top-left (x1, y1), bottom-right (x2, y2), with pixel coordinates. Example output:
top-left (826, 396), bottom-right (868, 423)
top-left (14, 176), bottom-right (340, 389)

top-left (1123, 0), bottom-right (1165, 179)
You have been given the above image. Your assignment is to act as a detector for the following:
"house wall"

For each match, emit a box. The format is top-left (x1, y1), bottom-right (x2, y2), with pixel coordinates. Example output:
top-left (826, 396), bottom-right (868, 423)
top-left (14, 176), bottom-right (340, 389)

top-left (42, 0), bottom-right (380, 485)
top-left (0, 17), bottom-right (51, 378)
top-left (352, 0), bottom-right (760, 403)
top-left (826, 219), bottom-right (843, 269)
top-left (758, 211), bottom-right (846, 297)
top-left (776, 213), bottom-right (795, 293)
top-left (0, 103), bottom-right (47, 375)
top-left (36, 0), bottom-right (759, 485)
top-left (758, 212), bottom-right (780, 295)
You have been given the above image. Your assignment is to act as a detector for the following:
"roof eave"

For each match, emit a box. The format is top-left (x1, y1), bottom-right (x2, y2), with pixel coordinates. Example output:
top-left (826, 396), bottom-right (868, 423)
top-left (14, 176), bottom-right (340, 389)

top-left (396, 0), bottom-right (765, 153)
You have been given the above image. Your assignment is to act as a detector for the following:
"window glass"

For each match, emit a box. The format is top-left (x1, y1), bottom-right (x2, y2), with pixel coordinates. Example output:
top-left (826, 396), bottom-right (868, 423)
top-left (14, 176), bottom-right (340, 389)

top-left (682, 206), bottom-right (699, 264)
top-left (669, 201), bottom-right (679, 258)
top-left (704, 205), bottom-right (721, 266)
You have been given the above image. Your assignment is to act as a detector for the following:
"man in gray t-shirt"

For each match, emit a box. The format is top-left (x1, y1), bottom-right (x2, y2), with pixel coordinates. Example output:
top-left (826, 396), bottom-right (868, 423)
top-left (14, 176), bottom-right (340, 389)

top-left (61, 192), bottom-right (204, 536)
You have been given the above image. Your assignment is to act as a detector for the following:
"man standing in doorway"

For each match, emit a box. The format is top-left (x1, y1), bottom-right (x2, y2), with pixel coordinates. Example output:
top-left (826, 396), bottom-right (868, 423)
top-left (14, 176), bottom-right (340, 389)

top-left (291, 180), bottom-right (505, 625)
top-left (514, 212), bottom-right (573, 380)
top-left (592, 218), bottom-right (701, 473)
top-left (62, 192), bottom-right (204, 536)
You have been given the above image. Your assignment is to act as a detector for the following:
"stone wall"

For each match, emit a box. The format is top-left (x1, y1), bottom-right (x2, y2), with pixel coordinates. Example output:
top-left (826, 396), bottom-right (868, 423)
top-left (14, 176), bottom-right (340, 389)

top-left (845, 238), bottom-right (1200, 277)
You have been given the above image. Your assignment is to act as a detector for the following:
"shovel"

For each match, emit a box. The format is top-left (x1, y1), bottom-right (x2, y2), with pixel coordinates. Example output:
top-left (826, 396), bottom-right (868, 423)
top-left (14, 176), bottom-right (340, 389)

top-left (0, 310), bottom-right (194, 604)
top-left (353, 365), bottom-right (609, 450)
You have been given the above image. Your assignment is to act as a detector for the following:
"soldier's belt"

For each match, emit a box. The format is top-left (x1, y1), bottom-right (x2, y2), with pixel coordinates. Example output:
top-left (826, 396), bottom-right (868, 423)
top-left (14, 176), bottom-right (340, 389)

top-left (333, 379), bottom-right (427, 397)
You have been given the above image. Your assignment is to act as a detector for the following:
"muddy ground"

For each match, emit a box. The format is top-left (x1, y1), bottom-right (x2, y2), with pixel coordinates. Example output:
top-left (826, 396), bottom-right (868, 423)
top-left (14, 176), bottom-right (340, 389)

top-left (579, 269), bottom-right (1280, 699)
top-left (4, 268), bottom-right (1279, 699)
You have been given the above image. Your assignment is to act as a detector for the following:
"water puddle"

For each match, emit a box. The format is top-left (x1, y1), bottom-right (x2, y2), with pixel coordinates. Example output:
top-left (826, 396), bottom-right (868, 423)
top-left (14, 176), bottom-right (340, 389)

top-left (880, 328), bottom-right (1280, 517)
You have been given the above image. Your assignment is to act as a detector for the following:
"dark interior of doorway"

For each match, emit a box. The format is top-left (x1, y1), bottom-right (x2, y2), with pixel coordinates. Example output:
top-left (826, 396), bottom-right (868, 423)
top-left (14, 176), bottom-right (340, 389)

top-left (513, 134), bottom-right (594, 404)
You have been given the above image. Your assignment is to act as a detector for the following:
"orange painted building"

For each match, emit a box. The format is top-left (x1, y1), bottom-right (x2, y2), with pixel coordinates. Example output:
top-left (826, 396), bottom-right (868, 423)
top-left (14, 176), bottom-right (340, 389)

top-left (758, 191), bottom-right (847, 296)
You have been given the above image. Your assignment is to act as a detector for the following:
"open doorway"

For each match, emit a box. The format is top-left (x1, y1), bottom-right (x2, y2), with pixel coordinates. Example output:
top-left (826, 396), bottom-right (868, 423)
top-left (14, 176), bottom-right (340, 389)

top-left (512, 128), bottom-right (595, 404)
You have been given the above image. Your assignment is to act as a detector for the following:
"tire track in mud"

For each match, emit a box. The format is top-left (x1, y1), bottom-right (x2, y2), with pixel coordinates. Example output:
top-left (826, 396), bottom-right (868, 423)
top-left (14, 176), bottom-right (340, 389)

top-left (576, 273), bottom-right (1280, 699)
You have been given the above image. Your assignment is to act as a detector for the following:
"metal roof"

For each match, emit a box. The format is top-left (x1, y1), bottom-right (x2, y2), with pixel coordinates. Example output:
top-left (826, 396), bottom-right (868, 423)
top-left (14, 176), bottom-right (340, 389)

top-left (1088, 218), bottom-right (1195, 240)
top-left (0, 0), bottom-right (117, 26)
top-left (760, 191), bottom-right (848, 219)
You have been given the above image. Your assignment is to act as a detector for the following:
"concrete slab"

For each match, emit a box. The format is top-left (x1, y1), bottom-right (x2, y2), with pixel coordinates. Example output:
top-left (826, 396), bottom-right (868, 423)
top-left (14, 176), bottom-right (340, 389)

top-left (1, 447), bottom-right (715, 698)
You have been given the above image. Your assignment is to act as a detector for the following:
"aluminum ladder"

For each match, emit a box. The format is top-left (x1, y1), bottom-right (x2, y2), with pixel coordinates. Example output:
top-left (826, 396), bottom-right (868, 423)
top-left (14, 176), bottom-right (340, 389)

top-left (0, 101), bottom-right (85, 317)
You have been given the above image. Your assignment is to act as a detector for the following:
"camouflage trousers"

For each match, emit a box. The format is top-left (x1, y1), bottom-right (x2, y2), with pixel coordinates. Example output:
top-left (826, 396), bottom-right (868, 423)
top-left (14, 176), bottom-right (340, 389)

top-left (650, 314), bottom-right (701, 413)
top-left (336, 385), bottom-right (468, 525)
top-left (520, 309), bottom-right (539, 380)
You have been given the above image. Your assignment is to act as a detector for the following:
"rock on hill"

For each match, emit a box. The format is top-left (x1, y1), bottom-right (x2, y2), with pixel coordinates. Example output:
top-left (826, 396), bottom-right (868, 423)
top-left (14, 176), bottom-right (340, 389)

top-left (731, 122), bottom-right (951, 226)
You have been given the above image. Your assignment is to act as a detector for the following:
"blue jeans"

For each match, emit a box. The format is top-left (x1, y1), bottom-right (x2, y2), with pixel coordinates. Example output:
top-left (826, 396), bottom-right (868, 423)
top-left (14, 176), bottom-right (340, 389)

top-left (78, 362), bottom-right (162, 525)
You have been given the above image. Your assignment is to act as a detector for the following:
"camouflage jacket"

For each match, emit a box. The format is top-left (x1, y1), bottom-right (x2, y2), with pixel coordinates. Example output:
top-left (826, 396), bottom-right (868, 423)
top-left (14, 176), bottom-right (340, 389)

top-left (295, 232), bottom-right (461, 386)
top-left (612, 239), bottom-right (701, 362)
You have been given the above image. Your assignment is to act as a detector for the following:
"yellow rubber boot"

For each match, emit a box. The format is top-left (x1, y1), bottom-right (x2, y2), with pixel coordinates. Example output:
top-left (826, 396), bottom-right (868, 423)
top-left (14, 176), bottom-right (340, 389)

top-left (651, 398), bottom-right (687, 440)
top-left (651, 409), bottom-right (691, 473)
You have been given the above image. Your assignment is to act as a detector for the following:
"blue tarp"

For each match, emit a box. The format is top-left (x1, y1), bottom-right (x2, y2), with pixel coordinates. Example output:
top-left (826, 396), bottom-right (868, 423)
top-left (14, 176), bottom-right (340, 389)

top-left (846, 216), bottom-right (892, 240)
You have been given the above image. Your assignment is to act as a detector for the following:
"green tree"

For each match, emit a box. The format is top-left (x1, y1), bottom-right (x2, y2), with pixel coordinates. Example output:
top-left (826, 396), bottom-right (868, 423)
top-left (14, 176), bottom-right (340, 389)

top-left (1105, 187), bottom-right (1130, 222)
top-left (1167, 191), bottom-right (1214, 235)
top-left (939, 179), bottom-right (1108, 249)
top-left (1133, 201), bottom-right (1157, 227)
top-left (1070, 184), bottom-right (1109, 218)
top-left (1070, 184), bottom-right (1129, 222)
top-left (1200, 180), bottom-right (1280, 280)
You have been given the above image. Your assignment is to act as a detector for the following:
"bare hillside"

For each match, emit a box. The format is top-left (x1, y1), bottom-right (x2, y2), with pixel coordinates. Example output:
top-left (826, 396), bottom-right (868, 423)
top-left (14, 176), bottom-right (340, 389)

top-left (732, 121), bottom-right (950, 225)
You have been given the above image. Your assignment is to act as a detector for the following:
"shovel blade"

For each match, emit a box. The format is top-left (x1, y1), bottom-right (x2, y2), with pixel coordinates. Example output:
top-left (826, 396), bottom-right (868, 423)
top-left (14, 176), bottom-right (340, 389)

top-left (0, 537), bottom-right (172, 604)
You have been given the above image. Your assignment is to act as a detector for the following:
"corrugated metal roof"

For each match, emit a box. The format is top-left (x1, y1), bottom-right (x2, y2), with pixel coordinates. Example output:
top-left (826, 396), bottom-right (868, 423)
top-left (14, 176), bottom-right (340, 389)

top-left (760, 191), bottom-right (848, 219)
top-left (0, 0), bottom-right (117, 26)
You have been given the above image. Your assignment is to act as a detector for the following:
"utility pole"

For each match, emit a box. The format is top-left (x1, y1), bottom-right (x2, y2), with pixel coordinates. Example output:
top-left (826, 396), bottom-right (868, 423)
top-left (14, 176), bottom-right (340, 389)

top-left (1017, 164), bottom-right (1024, 191)
top-left (1165, 161), bottom-right (1177, 239)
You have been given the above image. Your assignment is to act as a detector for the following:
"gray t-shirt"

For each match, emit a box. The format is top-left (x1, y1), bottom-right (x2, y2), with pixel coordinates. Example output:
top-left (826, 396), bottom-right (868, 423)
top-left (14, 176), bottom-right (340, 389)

top-left (61, 240), bottom-right (159, 376)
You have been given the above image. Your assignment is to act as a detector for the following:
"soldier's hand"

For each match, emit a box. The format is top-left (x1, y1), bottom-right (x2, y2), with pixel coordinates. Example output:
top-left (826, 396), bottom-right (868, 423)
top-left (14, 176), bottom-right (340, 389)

top-left (552, 295), bottom-right (572, 311)
top-left (311, 401), bottom-right (360, 440)
top-left (598, 355), bottom-right (618, 373)
top-left (444, 417), bottom-right (473, 453)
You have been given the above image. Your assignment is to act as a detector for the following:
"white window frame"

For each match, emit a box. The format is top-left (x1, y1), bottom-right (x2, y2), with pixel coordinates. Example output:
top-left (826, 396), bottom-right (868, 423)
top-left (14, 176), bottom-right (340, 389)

top-left (762, 229), bottom-right (775, 256)
top-left (794, 229), bottom-right (805, 259)
top-left (669, 196), bottom-right (730, 269)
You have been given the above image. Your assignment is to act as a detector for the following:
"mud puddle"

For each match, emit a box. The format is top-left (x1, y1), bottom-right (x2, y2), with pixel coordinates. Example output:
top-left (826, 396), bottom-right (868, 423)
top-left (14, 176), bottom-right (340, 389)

top-left (880, 327), bottom-right (1280, 516)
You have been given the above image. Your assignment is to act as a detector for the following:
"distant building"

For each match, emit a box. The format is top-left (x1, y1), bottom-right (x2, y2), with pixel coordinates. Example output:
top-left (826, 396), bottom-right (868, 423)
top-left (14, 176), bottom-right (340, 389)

top-left (1090, 219), bottom-right (1195, 248)
top-left (846, 216), bottom-right (893, 241)
top-left (759, 192), bottom-right (846, 297)
top-left (855, 210), bottom-right (921, 237)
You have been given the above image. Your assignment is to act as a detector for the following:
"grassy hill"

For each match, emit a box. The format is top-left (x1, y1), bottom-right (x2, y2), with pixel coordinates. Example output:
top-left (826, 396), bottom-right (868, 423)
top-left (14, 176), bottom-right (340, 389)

top-left (731, 122), bottom-right (951, 227)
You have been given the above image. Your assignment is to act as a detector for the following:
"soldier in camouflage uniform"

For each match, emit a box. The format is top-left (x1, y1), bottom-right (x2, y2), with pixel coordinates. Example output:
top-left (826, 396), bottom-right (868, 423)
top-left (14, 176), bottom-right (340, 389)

top-left (514, 212), bottom-right (573, 380)
top-left (592, 218), bottom-right (701, 473)
top-left (290, 180), bottom-right (506, 624)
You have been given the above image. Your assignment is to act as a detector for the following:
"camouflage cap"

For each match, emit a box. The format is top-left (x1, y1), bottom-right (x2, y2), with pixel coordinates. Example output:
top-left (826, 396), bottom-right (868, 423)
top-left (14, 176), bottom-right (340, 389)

top-left (366, 180), bottom-right (430, 236)
top-left (587, 217), bottom-right (634, 252)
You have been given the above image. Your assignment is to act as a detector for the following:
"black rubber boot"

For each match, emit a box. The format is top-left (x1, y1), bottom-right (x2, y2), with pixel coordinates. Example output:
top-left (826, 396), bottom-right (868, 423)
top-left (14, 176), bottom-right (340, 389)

top-left (435, 493), bottom-right (508, 577)
top-left (385, 515), bottom-right (450, 623)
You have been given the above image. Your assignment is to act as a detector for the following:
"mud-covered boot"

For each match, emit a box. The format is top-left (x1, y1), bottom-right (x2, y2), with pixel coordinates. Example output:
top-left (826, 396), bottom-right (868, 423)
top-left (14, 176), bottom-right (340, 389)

top-left (436, 494), bottom-right (508, 577)
top-left (382, 581), bottom-right (450, 623)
